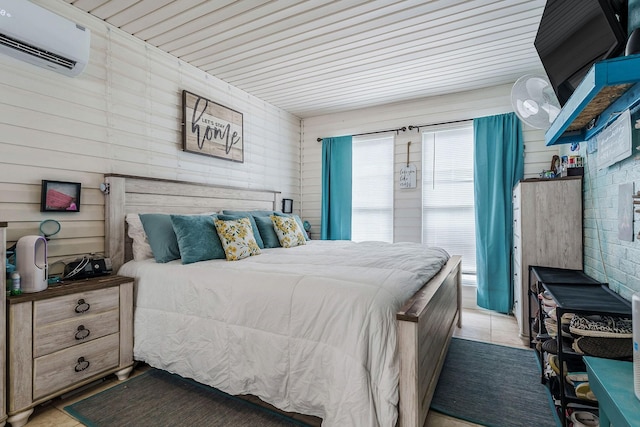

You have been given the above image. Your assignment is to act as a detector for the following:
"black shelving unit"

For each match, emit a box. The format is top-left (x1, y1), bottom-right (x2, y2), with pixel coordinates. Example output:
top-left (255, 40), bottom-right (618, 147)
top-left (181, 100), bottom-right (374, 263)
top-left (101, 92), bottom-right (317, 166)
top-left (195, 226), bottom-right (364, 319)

top-left (528, 266), bottom-right (632, 427)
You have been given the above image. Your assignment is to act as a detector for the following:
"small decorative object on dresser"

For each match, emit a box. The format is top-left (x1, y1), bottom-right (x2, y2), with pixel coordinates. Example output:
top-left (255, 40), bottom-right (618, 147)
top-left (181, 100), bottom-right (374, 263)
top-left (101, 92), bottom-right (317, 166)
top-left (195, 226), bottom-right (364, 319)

top-left (6, 275), bottom-right (134, 427)
top-left (15, 235), bottom-right (48, 293)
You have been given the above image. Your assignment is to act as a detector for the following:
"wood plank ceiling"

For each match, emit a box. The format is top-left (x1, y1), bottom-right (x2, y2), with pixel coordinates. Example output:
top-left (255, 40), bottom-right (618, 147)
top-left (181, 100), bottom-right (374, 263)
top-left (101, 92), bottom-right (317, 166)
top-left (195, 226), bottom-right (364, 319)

top-left (64, 0), bottom-right (547, 118)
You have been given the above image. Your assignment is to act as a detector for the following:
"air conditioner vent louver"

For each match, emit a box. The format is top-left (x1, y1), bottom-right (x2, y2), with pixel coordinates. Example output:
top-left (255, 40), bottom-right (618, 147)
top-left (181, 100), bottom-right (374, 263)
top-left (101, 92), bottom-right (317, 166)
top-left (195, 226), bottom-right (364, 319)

top-left (0, 0), bottom-right (90, 77)
top-left (0, 33), bottom-right (75, 70)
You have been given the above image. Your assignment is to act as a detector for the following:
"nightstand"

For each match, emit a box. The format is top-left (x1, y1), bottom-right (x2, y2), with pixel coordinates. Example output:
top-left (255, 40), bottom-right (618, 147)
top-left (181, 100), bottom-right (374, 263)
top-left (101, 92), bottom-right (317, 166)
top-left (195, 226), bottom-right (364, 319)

top-left (6, 275), bottom-right (134, 427)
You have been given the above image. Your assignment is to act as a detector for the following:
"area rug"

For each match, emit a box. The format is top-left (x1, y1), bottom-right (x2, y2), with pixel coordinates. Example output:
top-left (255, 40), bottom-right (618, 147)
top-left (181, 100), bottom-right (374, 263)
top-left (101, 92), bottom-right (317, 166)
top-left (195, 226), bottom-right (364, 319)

top-left (64, 368), bottom-right (312, 427)
top-left (430, 337), bottom-right (560, 427)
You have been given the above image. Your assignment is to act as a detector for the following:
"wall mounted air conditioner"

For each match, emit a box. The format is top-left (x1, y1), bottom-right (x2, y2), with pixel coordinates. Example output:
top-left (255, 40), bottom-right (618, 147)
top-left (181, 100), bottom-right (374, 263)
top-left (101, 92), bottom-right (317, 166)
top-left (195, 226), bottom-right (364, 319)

top-left (0, 0), bottom-right (90, 77)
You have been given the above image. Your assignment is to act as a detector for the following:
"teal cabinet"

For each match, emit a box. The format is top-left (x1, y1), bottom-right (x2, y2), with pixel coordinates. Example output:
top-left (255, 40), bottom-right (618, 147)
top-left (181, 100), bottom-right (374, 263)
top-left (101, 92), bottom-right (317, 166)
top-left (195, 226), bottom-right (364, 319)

top-left (546, 54), bottom-right (640, 145)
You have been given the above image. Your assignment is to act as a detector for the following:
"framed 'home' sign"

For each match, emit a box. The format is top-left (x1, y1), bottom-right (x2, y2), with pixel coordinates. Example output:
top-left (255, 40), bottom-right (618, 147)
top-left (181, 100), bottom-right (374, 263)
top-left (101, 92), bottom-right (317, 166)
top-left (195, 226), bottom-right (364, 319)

top-left (182, 90), bottom-right (244, 162)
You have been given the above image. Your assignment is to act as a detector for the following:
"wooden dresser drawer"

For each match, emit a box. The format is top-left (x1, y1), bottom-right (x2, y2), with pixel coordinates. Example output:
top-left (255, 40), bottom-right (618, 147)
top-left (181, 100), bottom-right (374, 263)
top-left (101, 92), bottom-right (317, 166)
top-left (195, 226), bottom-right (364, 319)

top-left (33, 333), bottom-right (120, 400)
top-left (34, 287), bottom-right (119, 327)
top-left (34, 309), bottom-right (119, 358)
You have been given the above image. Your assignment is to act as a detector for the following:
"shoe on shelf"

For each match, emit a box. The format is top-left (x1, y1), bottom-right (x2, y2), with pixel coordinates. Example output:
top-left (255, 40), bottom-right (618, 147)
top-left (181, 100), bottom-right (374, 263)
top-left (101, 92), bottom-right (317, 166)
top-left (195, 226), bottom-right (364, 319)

top-left (547, 354), bottom-right (567, 376)
top-left (544, 318), bottom-right (558, 337)
top-left (561, 312), bottom-right (574, 325)
top-left (570, 410), bottom-right (599, 427)
top-left (573, 336), bottom-right (633, 359)
top-left (541, 338), bottom-right (557, 354)
top-left (565, 372), bottom-right (588, 386)
top-left (569, 315), bottom-right (633, 338)
top-left (542, 302), bottom-right (556, 314)
top-left (575, 382), bottom-right (597, 402)
top-left (532, 317), bottom-right (540, 333)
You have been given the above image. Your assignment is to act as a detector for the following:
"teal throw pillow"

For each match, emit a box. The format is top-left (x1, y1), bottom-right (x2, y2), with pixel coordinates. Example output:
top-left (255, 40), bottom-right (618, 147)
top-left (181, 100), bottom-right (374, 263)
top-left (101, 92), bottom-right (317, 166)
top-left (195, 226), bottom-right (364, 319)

top-left (254, 216), bottom-right (281, 248)
top-left (170, 214), bottom-right (225, 264)
top-left (139, 213), bottom-right (181, 263)
top-left (216, 214), bottom-right (264, 249)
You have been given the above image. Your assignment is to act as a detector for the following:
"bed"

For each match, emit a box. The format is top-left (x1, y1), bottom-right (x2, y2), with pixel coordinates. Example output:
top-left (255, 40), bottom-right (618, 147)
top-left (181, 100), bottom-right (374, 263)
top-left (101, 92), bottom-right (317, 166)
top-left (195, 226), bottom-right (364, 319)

top-left (104, 174), bottom-right (462, 427)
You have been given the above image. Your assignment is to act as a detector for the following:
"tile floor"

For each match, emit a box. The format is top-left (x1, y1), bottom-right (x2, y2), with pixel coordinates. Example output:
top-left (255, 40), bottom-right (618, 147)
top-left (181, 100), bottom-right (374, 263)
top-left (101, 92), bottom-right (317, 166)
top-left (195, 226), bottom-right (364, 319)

top-left (20, 285), bottom-right (528, 427)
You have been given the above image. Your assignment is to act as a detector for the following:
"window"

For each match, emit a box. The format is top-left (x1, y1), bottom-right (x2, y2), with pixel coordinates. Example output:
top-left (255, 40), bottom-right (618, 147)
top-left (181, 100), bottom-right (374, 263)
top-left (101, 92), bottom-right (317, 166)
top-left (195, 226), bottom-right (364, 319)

top-left (422, 124), bottom-right (476, 278)
top-left (351, 134), bottom-right (394, 242)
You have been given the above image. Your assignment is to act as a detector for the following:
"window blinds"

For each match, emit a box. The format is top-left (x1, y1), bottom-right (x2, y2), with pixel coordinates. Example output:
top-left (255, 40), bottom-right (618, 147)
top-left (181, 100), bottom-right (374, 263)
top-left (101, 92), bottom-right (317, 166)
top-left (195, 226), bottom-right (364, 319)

top-left (422, 125), bottom-right (476, 273)
top-left (352, 134), bottom-right (394, 242)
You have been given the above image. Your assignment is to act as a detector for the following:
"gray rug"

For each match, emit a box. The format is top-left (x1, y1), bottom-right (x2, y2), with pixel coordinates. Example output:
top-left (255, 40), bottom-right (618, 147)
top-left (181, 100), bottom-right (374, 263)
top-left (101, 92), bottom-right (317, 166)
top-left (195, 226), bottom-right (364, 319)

top-left (64, 368), bottom-right (312, 427)
top-left (430, 337), bottom-right (561, 427)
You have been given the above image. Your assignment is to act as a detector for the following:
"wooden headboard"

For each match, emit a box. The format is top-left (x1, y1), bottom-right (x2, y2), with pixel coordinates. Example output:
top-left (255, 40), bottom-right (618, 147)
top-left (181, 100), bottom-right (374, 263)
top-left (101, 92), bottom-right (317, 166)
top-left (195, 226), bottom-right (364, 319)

top-left (104, 174), bottom-right (281, 271)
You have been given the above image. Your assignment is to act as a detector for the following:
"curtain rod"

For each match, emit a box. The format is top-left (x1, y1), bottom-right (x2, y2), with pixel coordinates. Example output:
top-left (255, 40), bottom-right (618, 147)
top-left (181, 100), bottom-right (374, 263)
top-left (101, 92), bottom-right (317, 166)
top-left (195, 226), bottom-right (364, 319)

top-left (316, 119), bottom-right (472, 142)
top-left (316, 126), bottom-right (406, 142)
top-left (407, 119), bottom-right (471, 132)
top-left (409, 119), bottom-right (473, 132)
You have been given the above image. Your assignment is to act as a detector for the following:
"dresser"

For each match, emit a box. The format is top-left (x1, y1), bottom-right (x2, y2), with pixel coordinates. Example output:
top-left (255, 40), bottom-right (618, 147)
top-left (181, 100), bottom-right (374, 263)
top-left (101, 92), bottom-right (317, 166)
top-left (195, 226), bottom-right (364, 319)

top-left (6, 275), bottom-right (134, 427)
top-left (1, 222), bottom-right (7, 427)
top-left (512, 177), bottom-right (583, 341)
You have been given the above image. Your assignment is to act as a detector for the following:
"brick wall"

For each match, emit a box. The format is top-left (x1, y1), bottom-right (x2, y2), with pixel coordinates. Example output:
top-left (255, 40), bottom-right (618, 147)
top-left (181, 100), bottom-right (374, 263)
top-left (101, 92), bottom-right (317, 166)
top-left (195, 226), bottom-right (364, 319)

top-left (573, 112), bottom-right (640, 301)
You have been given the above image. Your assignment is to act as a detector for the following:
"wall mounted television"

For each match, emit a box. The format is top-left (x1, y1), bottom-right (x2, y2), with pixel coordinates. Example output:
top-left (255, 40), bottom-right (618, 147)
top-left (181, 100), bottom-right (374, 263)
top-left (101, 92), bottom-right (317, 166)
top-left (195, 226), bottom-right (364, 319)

top-left (534, 0), bottom-right (627, 107)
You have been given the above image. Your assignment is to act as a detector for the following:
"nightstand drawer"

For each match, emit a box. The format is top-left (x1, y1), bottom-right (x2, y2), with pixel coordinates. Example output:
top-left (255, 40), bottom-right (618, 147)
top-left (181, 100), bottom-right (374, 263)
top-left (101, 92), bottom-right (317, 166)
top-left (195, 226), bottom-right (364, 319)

top-left (34, 309), bottom-right (120, 358)
top-left (34, 287), bottom-right (119, 326)
top-left (33, 333), bottom-right (120, 400)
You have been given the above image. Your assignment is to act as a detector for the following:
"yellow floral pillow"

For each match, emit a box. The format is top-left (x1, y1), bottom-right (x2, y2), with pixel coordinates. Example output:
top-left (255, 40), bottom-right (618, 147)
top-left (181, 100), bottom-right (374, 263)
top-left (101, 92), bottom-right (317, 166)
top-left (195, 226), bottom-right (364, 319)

top-left (213, 217), bottom-right (261, 261)
top-left (270, 215), bottom-right (306, 248)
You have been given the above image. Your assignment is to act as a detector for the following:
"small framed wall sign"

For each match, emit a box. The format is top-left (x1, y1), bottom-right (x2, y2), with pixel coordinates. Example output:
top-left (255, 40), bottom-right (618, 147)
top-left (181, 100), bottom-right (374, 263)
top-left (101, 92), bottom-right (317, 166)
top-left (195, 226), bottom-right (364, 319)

top-left (182, 90), bottom-right (244, 162)
top-left (282, 198), bottom-right (293, 214)
top-left (41, 180), bottom-right (81, 212)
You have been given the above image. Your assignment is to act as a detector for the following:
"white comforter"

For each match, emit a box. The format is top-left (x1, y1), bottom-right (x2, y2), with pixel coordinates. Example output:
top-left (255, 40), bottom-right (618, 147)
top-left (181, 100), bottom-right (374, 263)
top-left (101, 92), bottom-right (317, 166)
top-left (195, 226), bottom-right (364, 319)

top-left (119, 240), bottom-right (449, 427)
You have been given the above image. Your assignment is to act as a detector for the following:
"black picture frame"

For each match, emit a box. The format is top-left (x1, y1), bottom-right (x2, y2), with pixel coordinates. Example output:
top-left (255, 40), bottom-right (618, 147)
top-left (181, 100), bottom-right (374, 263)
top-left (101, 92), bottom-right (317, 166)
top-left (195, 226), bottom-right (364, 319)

top-left (41, 180), bottom-right (81, 212)
top-left (282, 198), bottom-right (293, 214)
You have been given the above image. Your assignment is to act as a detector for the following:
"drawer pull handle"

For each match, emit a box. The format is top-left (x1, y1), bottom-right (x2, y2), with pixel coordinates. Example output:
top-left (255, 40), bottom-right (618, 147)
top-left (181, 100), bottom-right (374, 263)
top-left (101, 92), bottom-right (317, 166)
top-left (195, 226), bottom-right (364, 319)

top-left (75, 299), bottom-right (91, 314)
top-left (75, 357), bottom-right (90, 372)
top-left (75, 325), bottom-right (90, 340)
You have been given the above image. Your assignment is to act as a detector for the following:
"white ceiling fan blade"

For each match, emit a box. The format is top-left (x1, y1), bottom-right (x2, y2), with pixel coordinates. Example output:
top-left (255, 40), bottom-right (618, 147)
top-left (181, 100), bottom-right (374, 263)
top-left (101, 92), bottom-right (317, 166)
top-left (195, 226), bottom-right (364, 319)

top-left (542, 103), bottom-right (560, 123)
top-left (525, 77), bottom-right (550, 100)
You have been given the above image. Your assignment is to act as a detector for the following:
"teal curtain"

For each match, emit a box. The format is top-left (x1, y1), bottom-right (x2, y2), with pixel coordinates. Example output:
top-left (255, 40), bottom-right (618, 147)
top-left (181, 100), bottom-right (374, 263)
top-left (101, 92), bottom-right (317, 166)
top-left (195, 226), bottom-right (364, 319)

top-left (321, 136), bottom-right (353, 240)
top-left (473, 113), bottom-right (524, 313)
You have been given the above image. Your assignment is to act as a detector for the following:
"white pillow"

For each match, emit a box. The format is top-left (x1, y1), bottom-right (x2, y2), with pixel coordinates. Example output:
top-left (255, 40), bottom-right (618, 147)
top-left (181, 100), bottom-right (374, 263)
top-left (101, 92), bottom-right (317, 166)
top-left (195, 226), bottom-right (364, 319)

top-left (125, 213), bottom-right (154, 261)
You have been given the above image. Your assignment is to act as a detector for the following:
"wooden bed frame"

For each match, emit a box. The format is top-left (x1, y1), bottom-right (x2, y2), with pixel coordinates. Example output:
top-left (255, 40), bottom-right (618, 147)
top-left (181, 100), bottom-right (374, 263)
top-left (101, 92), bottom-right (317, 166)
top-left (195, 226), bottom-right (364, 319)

top-left (104, 174), bottom-right (462, 427)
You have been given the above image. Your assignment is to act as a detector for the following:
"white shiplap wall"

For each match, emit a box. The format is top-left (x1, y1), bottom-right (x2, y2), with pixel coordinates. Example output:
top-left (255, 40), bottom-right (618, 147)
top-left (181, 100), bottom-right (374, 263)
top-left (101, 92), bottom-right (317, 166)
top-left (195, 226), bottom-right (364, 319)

top-left (301, 83), bottom-right (555, 242)
top-left (0, 0), bottom-right (300, 266)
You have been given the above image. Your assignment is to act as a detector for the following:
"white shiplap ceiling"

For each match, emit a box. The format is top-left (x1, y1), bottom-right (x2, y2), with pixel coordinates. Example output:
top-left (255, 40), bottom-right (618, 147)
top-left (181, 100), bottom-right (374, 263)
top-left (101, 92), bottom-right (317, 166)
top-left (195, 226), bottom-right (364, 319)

top-left (64, 0), bottom-right (547, 118)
